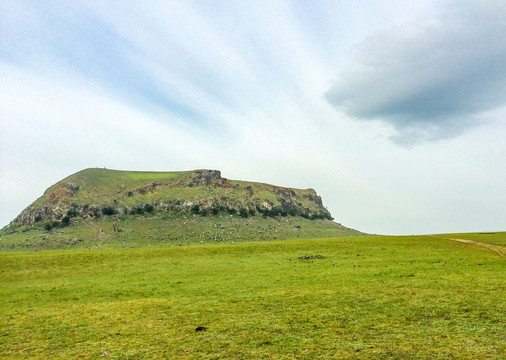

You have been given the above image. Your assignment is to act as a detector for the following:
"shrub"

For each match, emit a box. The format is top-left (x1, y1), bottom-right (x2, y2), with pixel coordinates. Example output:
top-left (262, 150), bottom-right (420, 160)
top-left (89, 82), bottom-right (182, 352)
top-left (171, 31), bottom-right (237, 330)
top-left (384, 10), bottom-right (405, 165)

top-left (249, 208), bottom-right (256, 216)
top-left (61, 215), bottom-right (70, 226)
top-left (318, 212), bottom-right (333, 220)
top-left (127, 191), bottom-right (133, 197)
top-left (144, 204), bottom-right (154, 213)
top-left (268, 207), bottom-right (282, 217)
top-left (101, 206), bottom-right (116, 216)
top-left (191, 204), bottom-right (200, 214)
top-left (34, 215), bottom-right (42, 223)
top-left (67, 209), bottom-right (77, 218)
top-left (42, 220), bottom-right (60, 231)
top-left (239, 208), bottom-right (249, 218)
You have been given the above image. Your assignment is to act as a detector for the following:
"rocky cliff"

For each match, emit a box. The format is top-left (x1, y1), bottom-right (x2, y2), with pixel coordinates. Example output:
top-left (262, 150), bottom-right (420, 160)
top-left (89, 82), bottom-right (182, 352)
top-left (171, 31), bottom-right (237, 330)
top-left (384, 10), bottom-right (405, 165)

top-left (8, 168), bottom-right (333, 227)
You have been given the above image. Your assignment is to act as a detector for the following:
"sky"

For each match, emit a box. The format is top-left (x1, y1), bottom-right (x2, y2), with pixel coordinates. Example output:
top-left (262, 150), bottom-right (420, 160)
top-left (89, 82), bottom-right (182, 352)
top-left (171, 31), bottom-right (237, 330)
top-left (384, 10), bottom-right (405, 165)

top-left (1, 0), bottom-right (505, 235)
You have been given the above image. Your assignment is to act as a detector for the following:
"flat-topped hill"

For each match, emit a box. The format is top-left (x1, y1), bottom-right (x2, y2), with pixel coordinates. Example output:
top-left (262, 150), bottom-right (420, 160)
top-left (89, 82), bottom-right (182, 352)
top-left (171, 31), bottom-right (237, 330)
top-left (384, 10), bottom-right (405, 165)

top-left (0, 168), bottom-right (365, 250)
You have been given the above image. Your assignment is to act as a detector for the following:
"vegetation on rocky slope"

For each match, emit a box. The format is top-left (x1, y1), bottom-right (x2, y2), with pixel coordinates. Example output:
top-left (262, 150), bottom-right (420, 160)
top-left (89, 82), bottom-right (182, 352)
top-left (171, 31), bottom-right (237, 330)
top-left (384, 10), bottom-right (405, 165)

top-left (1, 168), bottom-right (364, 250)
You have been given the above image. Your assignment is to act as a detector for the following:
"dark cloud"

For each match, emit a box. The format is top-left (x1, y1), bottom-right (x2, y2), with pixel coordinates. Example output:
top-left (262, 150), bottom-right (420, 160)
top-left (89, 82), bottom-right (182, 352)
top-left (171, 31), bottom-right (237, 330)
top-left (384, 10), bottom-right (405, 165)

top-left (326, 0), bottom-right (506, 144)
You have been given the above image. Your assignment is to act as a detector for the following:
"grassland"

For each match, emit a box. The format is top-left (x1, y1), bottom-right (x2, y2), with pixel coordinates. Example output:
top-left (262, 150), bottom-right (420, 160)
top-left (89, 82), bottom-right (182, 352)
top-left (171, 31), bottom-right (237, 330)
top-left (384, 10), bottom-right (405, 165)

top-left (1, 232), bottom-right (504, 359)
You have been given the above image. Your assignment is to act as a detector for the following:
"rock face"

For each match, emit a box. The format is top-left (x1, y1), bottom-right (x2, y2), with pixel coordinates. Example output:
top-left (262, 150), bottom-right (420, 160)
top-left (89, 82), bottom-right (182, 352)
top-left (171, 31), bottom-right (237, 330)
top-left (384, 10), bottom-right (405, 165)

top-left (7, 168), bottom-right (334, 227)
top-left (189, 170), bottom-right (222, 186)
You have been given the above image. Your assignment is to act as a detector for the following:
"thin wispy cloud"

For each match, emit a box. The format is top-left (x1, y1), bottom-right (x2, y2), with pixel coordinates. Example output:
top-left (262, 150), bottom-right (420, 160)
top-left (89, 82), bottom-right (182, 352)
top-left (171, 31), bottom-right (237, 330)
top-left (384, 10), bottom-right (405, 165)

top-left (1, 0), bottom-right (505, 234)
top-left (325, 0), bottom-right (506, 144)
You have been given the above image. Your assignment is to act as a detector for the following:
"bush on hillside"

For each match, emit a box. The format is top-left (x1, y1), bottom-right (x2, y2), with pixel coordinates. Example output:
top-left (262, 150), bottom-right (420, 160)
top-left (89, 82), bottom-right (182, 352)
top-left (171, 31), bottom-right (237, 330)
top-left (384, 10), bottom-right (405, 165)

top-left (239, 208), bottom-right (249, 218)
top-left (66, 209), bottom-right (78, 218)
top-left (44, 220), bottom-right (61, 231)
top-left (269, 206), bottom-right (282, 217)
top-left (101, 206), bottom-right (117, 216)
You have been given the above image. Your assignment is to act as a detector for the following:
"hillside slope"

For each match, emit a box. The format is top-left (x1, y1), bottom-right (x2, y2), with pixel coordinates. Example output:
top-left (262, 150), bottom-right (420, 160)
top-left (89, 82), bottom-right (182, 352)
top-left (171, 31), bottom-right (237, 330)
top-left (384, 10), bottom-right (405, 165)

top-left (0, 168), bottom-right (365, 250)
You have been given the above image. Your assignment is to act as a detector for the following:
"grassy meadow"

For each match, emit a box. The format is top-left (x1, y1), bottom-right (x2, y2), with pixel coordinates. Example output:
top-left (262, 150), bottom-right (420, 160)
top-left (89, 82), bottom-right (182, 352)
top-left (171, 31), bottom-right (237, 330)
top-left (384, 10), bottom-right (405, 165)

top-left (1, 233), bottom-right (504, 359)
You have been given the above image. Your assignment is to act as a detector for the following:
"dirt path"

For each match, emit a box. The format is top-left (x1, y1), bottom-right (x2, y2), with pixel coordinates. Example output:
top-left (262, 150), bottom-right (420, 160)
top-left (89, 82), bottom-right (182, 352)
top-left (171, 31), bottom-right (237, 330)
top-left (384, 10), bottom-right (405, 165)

top-left (85, 220), bottom-right (109, 246)
top-left (427, 235), bottom-right (505, 258)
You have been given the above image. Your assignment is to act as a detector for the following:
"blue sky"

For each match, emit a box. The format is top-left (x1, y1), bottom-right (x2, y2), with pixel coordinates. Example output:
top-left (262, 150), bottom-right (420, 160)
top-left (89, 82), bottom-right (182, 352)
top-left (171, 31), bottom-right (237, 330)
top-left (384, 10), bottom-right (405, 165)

top-left (1, 0), bottom-right (505, 234)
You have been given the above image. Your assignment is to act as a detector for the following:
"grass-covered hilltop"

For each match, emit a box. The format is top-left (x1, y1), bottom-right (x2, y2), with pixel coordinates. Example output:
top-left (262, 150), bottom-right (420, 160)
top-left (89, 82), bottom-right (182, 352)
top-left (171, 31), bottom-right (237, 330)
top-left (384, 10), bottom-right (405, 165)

top-left (0, 168), bottom-right (364, 250)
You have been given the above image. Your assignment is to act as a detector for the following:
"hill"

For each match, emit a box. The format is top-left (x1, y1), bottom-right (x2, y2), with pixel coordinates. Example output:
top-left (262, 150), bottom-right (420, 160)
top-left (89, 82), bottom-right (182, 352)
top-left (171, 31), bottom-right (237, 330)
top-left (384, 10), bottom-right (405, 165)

top-left (0, 168), bottom-right (364, 250)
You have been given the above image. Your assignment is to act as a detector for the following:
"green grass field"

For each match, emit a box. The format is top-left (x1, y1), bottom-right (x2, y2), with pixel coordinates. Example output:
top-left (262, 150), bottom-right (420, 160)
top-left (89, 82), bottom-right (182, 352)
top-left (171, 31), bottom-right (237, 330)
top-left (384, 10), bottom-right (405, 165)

top-left (1, 233), bottom-right (504, 359)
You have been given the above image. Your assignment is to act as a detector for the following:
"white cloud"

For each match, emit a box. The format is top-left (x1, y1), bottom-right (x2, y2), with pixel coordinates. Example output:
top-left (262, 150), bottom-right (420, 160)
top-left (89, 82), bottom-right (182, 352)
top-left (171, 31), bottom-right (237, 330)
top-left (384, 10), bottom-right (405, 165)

top-left (1, 1), bottom-right (505, 234)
